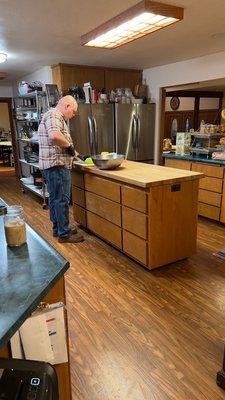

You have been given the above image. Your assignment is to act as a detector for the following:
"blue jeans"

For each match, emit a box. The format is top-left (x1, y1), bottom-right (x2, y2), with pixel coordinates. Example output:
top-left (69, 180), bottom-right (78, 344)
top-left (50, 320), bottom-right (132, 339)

top-left (43, 167), bottom-right (71, 238)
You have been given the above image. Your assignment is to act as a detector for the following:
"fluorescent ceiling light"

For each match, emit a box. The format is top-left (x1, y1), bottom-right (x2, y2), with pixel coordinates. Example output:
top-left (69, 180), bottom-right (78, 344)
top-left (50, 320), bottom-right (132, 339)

top-left (81, 0), bottom-right (184, 49)
top-left (0, 53), bottom-right (7, 63)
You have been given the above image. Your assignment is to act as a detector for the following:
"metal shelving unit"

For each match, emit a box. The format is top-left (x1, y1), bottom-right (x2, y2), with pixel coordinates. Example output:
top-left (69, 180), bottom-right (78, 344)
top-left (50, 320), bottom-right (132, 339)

top-left (14, 91), bottom-right (49, 208)
top-left (190, 132), bottom-right (224, 159)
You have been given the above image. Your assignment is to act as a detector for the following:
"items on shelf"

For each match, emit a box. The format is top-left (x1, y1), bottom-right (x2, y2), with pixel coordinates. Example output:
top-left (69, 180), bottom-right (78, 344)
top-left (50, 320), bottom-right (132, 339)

top-left (67, 83), bottom-right (148, 105)
top-left (175, 132), bottom-right (191, 156)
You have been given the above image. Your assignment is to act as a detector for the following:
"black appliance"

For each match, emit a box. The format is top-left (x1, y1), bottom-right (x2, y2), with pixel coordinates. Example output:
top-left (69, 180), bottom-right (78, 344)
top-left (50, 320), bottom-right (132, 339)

top-left (0, 358), bottom-right (58, 400)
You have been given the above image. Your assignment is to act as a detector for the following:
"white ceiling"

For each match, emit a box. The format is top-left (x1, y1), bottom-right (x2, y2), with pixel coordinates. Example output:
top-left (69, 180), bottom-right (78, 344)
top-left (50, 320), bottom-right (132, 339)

top-left (1, 0), bottom-right (225, 81)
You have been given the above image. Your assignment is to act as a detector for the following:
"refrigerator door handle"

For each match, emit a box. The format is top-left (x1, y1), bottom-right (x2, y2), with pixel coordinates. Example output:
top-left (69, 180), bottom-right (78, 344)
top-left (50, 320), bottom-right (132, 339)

top-left (92, 116), bottom-right (98, 154)
top-left (137, 115), bottom-right (141, 151)
top-left (88, 116), bottom-right (94, 155)
top-left (132, 115), bottom-right (138, 150)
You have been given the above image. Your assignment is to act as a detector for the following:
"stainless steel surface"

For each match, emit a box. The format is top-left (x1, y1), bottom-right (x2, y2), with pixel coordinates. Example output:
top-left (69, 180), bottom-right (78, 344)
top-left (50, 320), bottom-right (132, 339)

top-left (115, 103), bottom-right (155, 162)
top-left (136, 104), bottom-right (155, 161)
top-left (69, 104), bottom-right (114, 155)
top-left (115, 104), bottom-right (136, 160)
top-left (69, 104), bottom-right (90, 155)
top-left (92, 153), bottom-right (124, 170)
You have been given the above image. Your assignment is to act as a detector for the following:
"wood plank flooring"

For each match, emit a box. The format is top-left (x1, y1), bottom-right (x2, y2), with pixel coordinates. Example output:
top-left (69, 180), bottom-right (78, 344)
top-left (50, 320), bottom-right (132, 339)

top-left (1, 176), bottom-right (225, 399)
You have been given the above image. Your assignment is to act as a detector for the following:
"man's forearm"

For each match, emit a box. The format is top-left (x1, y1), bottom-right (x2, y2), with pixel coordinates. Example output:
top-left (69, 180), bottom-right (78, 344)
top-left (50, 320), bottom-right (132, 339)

top-left (49, 131), bottom-right (70, 148)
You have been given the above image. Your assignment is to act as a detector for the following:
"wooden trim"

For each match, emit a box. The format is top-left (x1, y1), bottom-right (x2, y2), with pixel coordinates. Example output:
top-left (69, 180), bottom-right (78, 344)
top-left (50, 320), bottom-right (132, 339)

top-left (166, 90), bottom-right (224, 98)
top-left (0, 97), bottom-right (19, 176)
top-left (51, 62), bottom-right (142, 74)
top-left (159, 87), bottom-right (166, 165)
top-left (81, 0), bottom-right (183, 46)
top-left (194, 96), bottom-right (199, 130)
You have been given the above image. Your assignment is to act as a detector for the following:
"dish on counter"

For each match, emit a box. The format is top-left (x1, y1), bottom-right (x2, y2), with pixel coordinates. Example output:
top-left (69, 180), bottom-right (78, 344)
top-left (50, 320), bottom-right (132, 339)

top-left (92, 153), bottom-right (125, 170)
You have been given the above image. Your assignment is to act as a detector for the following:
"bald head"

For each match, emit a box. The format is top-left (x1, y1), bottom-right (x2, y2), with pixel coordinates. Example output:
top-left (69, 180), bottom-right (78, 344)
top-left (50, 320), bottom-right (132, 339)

top-left (56, 95), bottom-right (78, 120)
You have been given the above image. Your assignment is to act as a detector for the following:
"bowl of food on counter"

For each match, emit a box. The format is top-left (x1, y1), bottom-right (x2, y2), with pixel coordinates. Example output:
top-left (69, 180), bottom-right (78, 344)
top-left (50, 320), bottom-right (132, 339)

top-left (92, 152), bottom-right (125, 170)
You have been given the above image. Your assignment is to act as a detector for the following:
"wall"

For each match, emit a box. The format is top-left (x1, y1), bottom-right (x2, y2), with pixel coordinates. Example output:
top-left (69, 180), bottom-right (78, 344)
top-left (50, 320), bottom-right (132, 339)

top-left (0, 84), bottom-right (13, 97)
top-left (13, 66), bottom-right (52, 96)
top-left (0, 103), bottom-right (10, 132)
top-left (143, 50), bottom-right (225, 163)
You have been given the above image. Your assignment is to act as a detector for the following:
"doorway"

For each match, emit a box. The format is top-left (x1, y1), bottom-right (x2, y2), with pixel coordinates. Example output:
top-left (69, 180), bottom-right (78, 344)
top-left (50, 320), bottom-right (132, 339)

top-left (159, 78), bottom-right (225, 163)
top-left (0, 98), bottom-right (18, 176)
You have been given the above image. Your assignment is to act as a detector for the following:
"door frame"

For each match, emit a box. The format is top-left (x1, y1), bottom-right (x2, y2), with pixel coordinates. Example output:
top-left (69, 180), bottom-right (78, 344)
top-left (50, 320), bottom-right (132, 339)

top-left (159, 86), bottom-right (224, 165)
top-left (0, 97), bottom-right (18, 176)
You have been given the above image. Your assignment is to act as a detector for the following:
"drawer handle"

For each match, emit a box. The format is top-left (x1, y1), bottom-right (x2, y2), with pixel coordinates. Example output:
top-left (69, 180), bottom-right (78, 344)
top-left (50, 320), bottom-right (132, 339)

top-left (171, 183), bottom-right (181, 192)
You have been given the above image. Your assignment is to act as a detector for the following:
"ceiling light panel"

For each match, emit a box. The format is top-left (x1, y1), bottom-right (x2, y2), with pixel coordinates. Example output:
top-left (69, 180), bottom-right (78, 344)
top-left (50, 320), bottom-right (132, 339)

top-left (81, 1), bottom-right (183, 49)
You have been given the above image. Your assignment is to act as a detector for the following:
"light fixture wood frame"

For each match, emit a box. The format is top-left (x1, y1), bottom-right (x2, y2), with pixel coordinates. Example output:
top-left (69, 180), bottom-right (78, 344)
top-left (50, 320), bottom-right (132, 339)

top-left (81, 0), bottom-right (184, 49)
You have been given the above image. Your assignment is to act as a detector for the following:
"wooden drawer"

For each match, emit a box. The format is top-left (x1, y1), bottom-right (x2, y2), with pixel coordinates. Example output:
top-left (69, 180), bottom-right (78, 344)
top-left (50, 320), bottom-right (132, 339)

top-left (85, 174), bottom-right (120, 202)
top-left (122, 206), bottom-right (147, 239)
top-left (121, 186), bottom-right (147, 213)
top-left (198, 202), bottom-right (220, 221)
top-left (191, 163), bottom-right (224, 178)
top-left (123, 230), bottom-right (147, 265)
top-left (198, 189), bottom-right (222, 207)
top-left (72, 186), bottom-right (85, 208)
top-left (199, 176), bottom-right (223, 193)
top-left (73, 204), bottom-right (86, 227)
top-left (87, 211), bottom-right (122, 249)
top-left (72, 171), bottom-right (84, 188)
top-left (165, 158), bottom-right (191, 170)
top-left (86, 192), bottom-right (121, 226)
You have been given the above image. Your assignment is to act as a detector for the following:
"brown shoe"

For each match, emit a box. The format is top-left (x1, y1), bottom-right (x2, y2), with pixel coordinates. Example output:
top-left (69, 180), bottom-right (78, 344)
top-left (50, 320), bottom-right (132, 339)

top-left (58, 232), bottom-right (84, 243)
top-left (53, 227), bottom-right (77, 237)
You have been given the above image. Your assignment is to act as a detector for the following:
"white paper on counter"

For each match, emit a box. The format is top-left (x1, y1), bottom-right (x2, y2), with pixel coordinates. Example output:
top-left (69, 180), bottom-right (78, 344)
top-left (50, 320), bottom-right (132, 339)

top-left (10, 330), bottom-right (24, 359)
top-left (44, 306), bottom-right (68, 365)
top-left (19, 314), bottom-right (54, 363)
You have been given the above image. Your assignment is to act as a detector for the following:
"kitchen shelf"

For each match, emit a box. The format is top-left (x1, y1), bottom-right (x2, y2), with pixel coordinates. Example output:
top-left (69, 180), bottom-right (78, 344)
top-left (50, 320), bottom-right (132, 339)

top-left (18, 138), bottom-right (39, 143)
top-left (16, 119), bottom-right (38, 122)
top-left (15, 106), bottom-right (37, 111)
top-left (19, 159), bottom-right (39, 168)
top-left (190, 147), bottom-right (218, 155)
top-left (192, 132), bottom-right (224, 139)
top-left (20, 180), bottom-right (49, 200)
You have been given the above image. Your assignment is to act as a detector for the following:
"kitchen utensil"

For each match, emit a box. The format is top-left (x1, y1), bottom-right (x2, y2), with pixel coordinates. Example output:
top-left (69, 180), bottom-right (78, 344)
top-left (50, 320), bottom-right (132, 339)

top-left (91, 153), bottom-right (124, 170)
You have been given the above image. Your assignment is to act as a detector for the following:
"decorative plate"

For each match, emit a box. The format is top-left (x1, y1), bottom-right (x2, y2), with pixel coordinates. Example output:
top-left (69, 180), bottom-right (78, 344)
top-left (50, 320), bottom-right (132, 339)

top-left (170, 96), bottom-right (180, 111)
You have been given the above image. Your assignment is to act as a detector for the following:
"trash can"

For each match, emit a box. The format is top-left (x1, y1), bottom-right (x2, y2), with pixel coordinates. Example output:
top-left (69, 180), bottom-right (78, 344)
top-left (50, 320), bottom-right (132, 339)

top-left (0, 358), bottom-right (59, 399)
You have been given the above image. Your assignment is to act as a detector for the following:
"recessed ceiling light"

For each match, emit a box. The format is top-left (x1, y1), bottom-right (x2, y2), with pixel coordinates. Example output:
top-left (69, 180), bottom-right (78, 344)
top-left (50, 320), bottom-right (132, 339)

top-left (81, 0), bottom-right (184, 49)
top-left (0, 53), bottom-right (7, 63)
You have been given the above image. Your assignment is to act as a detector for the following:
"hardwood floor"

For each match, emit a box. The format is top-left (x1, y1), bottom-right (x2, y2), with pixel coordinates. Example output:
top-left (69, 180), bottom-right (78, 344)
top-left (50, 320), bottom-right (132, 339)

top-left (1, 175), bottom-right (225, 399)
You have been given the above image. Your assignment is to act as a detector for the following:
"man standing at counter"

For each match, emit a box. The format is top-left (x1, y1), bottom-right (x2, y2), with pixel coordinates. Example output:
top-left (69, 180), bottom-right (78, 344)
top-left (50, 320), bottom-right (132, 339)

top-left (38, 95), bottom-right (84, 243)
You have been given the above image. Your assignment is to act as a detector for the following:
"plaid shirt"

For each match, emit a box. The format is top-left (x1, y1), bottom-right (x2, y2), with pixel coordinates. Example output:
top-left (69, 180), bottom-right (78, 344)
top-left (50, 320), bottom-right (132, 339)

top-left (38, 108), bottom-right (73, 170)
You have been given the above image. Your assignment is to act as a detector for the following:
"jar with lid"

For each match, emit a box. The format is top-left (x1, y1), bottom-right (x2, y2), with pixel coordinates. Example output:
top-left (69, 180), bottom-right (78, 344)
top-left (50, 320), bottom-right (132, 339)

top-left (4, 206), bottom-right (27, 247)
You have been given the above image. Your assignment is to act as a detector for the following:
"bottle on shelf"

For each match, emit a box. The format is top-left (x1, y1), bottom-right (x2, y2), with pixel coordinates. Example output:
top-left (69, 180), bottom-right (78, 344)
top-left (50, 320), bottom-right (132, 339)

top-left (171, 118), bottom-right (178, 144)
top-left (184, 118), bottom-right (190, 132)
top-left (200, 120), bottom-right (205, 134)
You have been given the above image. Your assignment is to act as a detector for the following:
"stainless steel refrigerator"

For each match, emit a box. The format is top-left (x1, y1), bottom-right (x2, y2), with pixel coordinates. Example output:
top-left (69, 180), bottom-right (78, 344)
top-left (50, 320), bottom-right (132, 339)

top-left (69, 103), bottom-right (114, 155)
top-left (69, 103), bottom-right (155, 162)
top-left (115, 103), bottom-right (155, 162)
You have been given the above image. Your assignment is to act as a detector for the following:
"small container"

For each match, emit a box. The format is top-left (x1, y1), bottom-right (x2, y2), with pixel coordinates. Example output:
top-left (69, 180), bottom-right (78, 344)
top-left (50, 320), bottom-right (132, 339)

top-left (4, 206), bottom-right (27, 247)
top-left (0, 205), bottom-right (7, 215)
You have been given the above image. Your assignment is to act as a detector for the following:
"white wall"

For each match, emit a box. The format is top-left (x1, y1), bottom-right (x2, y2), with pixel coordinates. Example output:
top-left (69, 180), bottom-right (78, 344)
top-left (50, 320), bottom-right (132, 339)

top-left (143, 50), bottom-right (225, 163)
top-left (13, 66), bottom-right (52, 96)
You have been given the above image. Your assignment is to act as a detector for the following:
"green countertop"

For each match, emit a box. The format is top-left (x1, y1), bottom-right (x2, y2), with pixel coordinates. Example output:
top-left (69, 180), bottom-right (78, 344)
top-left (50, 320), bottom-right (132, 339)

top-left (0, 198), bottom-right (69, 350)
top-left (162, 152), bottom-right (225, 166)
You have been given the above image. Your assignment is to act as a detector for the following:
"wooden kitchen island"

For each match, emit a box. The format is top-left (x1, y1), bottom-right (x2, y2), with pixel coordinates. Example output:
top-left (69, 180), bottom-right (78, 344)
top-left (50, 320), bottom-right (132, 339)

top-left (72, 161), bottom-right (203, 270)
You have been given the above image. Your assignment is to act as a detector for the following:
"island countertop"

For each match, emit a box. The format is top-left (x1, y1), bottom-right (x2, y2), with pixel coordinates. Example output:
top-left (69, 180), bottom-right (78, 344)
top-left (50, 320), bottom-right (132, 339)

top-left (73, 160), bottom-right (203, 188)
top-left (0, 199), bottom-right (69, 350)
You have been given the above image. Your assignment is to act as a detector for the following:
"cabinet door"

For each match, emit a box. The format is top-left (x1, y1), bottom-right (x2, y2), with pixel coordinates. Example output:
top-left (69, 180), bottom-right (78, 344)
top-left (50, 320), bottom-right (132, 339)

top-left (105, 69), bottom-right (142, 92)
top-left (61, 65), bottom-right (105, 93)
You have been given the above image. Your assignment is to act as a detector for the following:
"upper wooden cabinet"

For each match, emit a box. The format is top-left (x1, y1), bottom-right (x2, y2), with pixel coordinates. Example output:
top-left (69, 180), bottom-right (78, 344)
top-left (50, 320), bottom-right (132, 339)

top-left (104, 68), bottom-right (142, 92)
top-left (51, 63), bottom-right (142, 93)
top-left (51, 64), bottom-right (105, 93)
